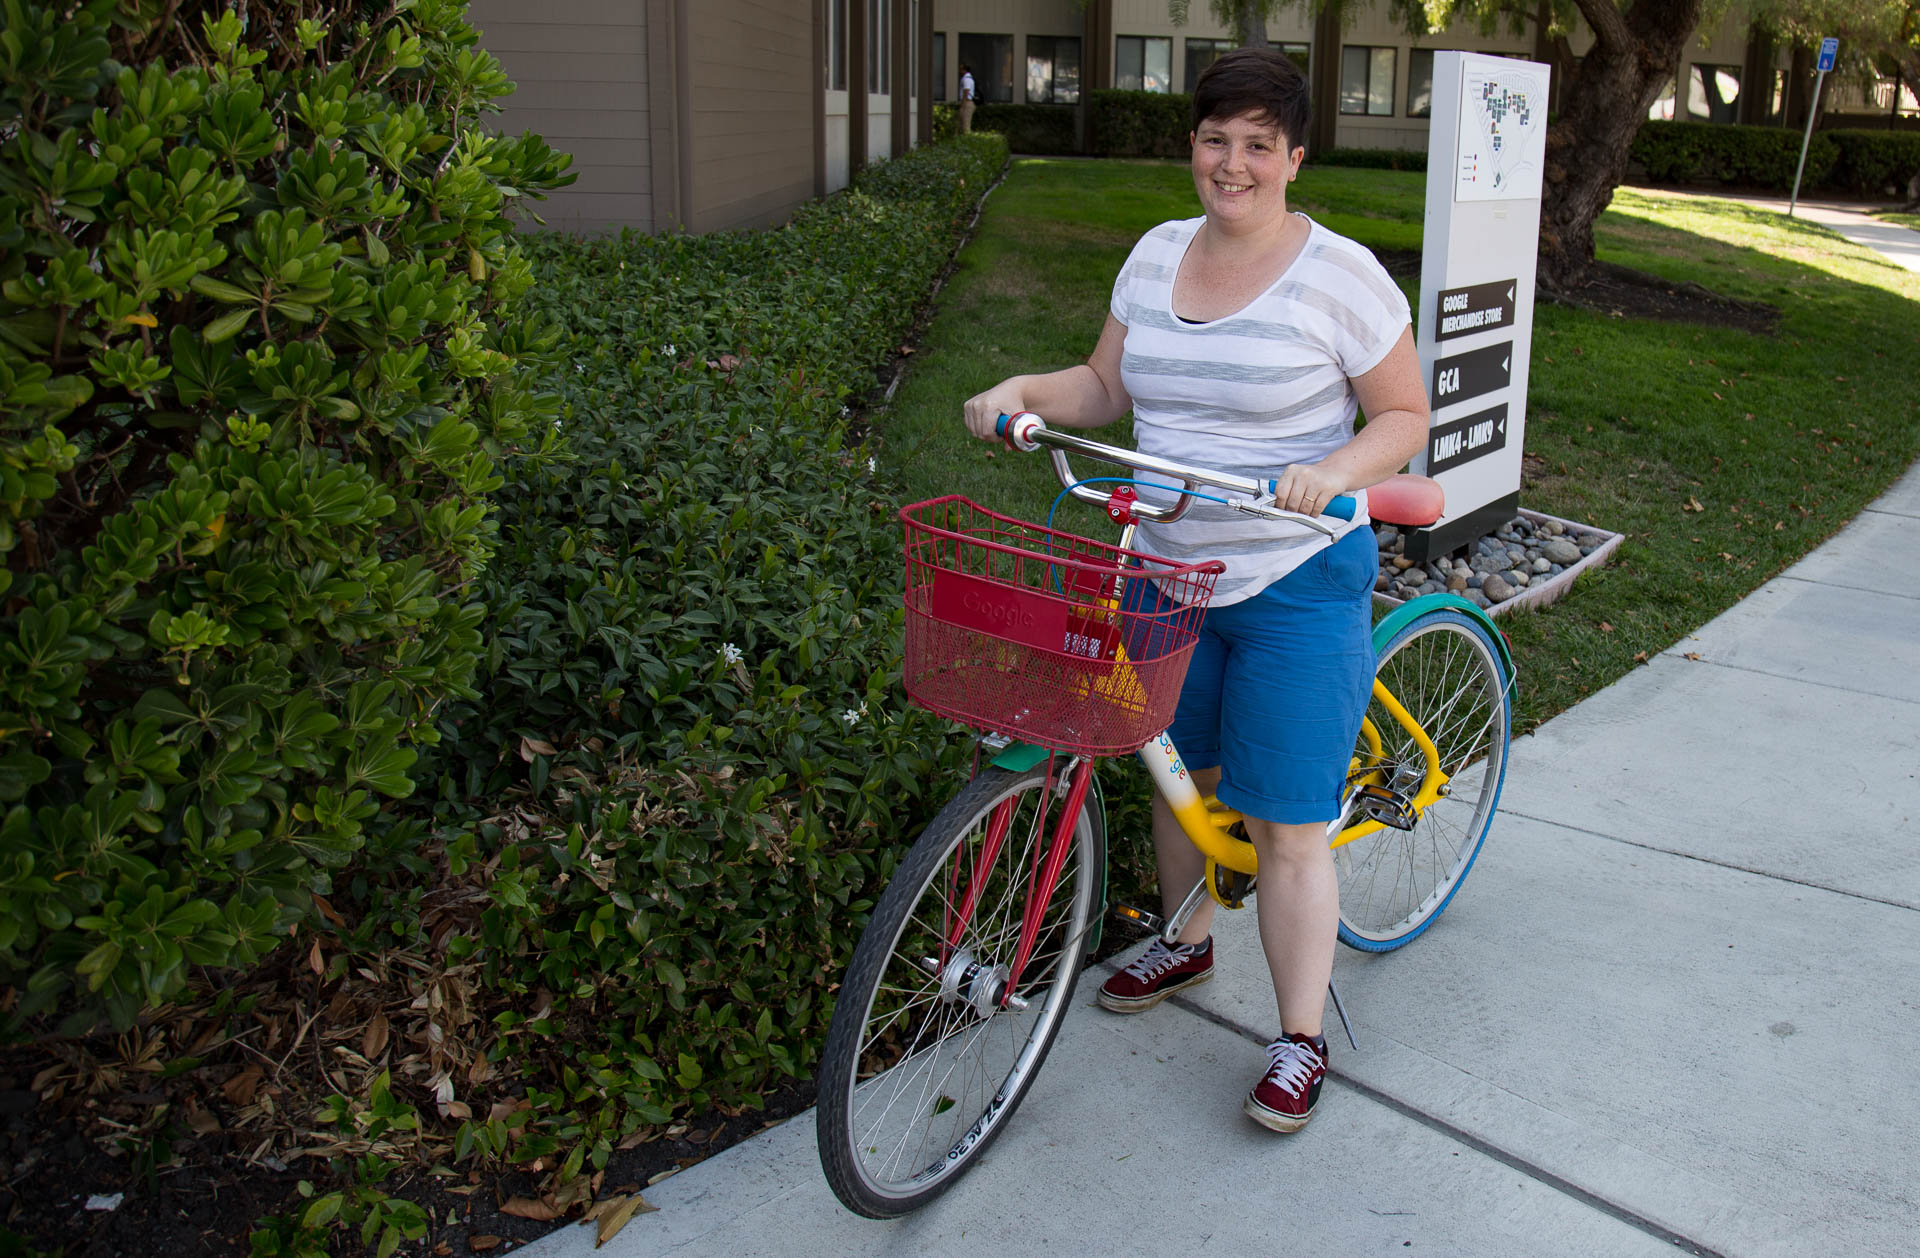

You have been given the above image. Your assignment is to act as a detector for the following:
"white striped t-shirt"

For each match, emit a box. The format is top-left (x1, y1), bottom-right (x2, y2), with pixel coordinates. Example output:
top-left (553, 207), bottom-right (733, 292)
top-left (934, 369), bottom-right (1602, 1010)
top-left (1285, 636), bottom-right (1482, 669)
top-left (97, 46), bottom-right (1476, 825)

top-left (1111, 214), bottom-right (1411, 606)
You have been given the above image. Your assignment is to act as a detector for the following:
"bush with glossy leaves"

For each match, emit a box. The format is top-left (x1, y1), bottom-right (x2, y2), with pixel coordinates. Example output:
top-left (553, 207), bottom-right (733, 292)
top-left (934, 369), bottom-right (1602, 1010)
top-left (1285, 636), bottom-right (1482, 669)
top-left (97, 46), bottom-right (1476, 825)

top-left (0, 0), bottom-right (572, 1032)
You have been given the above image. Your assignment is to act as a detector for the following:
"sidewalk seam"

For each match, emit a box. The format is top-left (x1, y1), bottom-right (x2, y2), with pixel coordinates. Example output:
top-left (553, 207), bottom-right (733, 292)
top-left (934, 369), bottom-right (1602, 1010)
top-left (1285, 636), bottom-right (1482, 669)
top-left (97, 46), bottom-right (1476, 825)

top-left (1656, 647), bottom-right (1920, 708)
top-left (1120, 970), bottom-right (1733, 1258)
top-left (1498, 808), bottom-right (1920, 913)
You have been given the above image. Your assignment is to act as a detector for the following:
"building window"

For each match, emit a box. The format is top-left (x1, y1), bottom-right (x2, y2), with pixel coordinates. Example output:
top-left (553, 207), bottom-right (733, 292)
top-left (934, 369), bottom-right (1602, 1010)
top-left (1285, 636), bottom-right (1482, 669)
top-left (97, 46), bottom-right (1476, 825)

top-left (1184, 37), bottom-right (1231, 92)
top-left (933, 31), bottom-right (945, 100)
top-left (1648, 77), bottom-right (1676, 121)
top-left (959, 32), bottom-right (1013, 102)
top-left (827, 0), bottom-right (846, 91)
top-left (1027, 35), bottom-right (1082, 104)
top-left (867, 0), bottom-right (890, 95)
top-left (1688, 63), bottom-right (1740, 123)
top-left (1279, 42), bottom-right (1309, 75)
top-left (1340, 46), bottom-right (1395, 116)
top-left (1116, 35), bottom-right (1173, 93)
top-left (1407, 48), bottom-right (1433, 117)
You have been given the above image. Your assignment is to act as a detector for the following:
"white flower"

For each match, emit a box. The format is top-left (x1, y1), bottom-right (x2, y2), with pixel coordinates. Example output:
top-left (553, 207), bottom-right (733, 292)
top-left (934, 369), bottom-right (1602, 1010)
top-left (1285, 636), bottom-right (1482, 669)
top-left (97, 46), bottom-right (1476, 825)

top-left (840, 405), bottom-right (850, 417)
top-left (574, 362), bottom-right (585, 373)
top-left (663, 343), bottom-right (676, 357)
top-left (719, 642), bottom-right (743, 665)
top-left (840, 702), bottom-right (868, 728)
top-left (866, 456), bottom-right (877, 474)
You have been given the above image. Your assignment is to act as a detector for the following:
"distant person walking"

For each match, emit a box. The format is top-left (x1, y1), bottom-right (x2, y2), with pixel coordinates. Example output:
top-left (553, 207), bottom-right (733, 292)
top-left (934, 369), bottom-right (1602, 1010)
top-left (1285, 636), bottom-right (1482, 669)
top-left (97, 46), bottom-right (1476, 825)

top-left (959, 64), bottom-right (977, 133)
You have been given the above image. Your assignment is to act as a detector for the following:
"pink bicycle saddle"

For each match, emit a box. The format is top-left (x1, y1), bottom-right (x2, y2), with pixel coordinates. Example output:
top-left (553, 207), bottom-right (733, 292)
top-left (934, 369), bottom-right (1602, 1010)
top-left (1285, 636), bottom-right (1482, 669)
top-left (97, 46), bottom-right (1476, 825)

top-left (1368, 475), bottom-right (1445, 528)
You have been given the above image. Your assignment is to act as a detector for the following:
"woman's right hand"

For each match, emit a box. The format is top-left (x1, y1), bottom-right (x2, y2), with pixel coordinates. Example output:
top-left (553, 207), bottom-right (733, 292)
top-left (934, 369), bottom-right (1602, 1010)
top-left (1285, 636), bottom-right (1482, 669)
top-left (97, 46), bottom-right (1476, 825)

top-left (962, 381), bottom-right (1029, 442)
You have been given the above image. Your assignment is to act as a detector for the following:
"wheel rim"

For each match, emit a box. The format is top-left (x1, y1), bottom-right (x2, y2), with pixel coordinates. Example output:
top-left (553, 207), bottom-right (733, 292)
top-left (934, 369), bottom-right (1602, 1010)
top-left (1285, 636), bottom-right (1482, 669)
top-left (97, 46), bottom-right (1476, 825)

top-left (1338, 616), bottom-right (1509, 943)
top-left (835, 776), bottom-right (1093, 1204)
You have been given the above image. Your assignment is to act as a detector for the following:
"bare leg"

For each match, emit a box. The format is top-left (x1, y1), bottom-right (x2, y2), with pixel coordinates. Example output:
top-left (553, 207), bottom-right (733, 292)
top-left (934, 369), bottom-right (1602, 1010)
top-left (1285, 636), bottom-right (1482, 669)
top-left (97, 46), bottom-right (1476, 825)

top-left (1243, 816), bottom-right (1338, 1038)
top-left (1154, 766), bottom-right (1219, 946)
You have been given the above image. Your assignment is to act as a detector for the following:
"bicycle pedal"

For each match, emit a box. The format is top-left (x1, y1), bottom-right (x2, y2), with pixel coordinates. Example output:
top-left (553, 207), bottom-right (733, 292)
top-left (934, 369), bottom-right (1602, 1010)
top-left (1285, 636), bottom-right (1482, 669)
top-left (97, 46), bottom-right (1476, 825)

top-left (1111, 904), bottom-right (1166, 935)
top-left (1356, 783), bottom-right (1418, 831)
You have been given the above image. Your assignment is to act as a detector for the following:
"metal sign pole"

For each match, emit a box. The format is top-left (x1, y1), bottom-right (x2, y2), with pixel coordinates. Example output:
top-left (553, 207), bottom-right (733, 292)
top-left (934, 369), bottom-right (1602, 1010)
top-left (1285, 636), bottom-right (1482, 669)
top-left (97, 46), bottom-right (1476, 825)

top-left (1791, 38), bottom-right (1839, 217)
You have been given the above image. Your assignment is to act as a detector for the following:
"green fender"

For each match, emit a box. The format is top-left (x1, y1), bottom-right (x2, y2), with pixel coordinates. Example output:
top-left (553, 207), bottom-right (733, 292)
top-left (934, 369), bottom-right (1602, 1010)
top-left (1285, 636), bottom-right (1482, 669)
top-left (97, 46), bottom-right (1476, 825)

top-left (1373, 593), bottom-right (1517, 684)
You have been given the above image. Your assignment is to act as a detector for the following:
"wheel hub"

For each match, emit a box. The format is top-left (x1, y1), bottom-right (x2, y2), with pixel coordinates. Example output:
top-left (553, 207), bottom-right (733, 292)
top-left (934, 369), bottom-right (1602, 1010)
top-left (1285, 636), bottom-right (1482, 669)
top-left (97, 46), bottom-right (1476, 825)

top-left (919, 951), bottom-right (1029, 1015)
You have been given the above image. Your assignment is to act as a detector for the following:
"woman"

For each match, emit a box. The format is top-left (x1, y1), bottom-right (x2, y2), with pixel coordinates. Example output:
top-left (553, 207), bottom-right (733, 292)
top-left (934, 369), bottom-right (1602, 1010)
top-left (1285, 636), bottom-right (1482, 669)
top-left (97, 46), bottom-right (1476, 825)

top-left (962, 48), bottom-right (1428, 1133)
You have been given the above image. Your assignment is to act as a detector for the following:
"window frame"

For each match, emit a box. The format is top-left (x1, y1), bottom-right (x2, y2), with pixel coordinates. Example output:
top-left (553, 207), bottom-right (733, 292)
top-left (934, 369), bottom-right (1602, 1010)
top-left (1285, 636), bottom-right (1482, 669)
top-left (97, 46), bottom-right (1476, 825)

top-left (1406, 48), bottom-right (1433, 118)
top-left (1026, 34), bottom-right (1082, 105)
top-left (1339, 45), bottom-right (1396, 117)
top-left (1116, 34), bottom-right (1174, 94)
top-left (957, 32), bottom-right (1014, 103)
top-left (1687, 62), bottom-right (1742, 124)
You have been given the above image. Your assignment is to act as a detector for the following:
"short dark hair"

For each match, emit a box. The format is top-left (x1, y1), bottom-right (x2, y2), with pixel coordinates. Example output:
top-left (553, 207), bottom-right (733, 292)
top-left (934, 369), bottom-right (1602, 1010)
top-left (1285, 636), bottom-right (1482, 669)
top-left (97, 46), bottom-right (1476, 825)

top-left (1190, 48), bottom-right (1311, 149)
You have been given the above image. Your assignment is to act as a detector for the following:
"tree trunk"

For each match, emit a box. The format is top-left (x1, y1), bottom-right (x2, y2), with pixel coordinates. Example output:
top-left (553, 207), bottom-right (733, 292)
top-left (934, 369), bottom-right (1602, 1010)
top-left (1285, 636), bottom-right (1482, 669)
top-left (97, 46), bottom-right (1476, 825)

top-left (1235, 1), bottom-right (1269, 49)
top-left (1538, 0), bottom-right (1705, 293)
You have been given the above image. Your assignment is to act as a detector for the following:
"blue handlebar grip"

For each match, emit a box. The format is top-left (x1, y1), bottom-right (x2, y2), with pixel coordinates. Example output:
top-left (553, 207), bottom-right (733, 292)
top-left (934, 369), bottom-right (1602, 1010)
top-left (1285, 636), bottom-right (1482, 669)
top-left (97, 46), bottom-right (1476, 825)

top-left (995, 413), bottom-right (1011, 438)
top-left (1324, 494), bottom-right (1356, 521)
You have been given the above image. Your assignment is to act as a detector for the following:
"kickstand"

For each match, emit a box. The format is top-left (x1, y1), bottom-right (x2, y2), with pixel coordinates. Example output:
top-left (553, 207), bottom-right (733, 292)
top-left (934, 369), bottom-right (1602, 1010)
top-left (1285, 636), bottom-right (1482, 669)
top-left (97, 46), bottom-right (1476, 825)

top-left (1328, 978), bottom-right (1359, 1052)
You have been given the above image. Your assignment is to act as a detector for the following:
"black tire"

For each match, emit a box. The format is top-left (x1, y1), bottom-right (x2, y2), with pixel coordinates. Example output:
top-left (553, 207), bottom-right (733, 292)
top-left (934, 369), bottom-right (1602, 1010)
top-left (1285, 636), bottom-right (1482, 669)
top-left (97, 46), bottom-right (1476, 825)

top-left (816, 763), bottom-right (1103, 1218)
top-left (1336, 606), bottom-right (1512, 951)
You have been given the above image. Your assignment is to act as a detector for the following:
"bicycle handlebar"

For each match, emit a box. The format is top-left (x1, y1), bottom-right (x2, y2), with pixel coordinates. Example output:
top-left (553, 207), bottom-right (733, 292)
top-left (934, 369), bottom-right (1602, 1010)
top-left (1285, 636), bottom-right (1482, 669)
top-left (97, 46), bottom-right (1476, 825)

top-left (995, 412), bottom-right (1355, 538)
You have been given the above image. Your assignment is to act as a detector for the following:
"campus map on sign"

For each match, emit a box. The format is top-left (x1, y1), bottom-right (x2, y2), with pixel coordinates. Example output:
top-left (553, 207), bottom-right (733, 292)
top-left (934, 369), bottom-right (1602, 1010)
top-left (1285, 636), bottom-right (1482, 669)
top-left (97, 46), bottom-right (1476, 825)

top-left (1454, 64), bottom-right (1549, 202)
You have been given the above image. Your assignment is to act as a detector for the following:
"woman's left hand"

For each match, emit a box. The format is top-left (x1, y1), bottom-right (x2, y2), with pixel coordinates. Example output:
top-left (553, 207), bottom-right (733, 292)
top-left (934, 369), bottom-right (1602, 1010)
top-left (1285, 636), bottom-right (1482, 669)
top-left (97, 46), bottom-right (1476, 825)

top-left (1269, 462), bottom-right (1352, 518)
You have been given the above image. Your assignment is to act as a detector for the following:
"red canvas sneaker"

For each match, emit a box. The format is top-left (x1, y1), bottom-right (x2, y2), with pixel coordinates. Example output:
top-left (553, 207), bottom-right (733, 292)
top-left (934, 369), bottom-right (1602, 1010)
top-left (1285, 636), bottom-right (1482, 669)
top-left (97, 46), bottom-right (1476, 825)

top-left (1096, 937), bottom-right (1213, 1013)
top-left (1245, 1033), bottom-right (1327, 1133)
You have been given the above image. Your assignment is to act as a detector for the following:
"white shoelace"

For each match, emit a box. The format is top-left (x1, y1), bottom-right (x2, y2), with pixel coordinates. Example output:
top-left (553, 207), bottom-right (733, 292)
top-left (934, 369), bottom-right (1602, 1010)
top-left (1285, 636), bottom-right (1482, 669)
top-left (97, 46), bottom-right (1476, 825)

top-left (1121, 939), bottom-right (1197, 982)
top-left (1262, 1038), bottom-right (1324, 1098)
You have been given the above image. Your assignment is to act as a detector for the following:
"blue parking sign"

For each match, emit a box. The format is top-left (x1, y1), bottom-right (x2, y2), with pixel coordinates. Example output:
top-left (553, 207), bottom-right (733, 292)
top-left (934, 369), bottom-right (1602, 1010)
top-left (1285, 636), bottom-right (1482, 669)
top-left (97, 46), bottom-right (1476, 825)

top-left (1817, 37), bottom-right (1838, 72)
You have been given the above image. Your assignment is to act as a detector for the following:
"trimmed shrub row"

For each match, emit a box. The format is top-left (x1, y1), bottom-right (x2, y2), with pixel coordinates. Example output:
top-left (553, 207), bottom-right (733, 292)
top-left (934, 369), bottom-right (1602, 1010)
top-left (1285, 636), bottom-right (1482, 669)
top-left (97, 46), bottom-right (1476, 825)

top-left (974, 102), bottom-right (1080, 155)
top-left (1089, 89), bottom-right (1195, 158)
top-left (1313, 147), bottom-right (1430, 171)
top-left (1631, 120), bottom-right (1920, 196)
top-left (421, 136), bottom-right (1009, 1146)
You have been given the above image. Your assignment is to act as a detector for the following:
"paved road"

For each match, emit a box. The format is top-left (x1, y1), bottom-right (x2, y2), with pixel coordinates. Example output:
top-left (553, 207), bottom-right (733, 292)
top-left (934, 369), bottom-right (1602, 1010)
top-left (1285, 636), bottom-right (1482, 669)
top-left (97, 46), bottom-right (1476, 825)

top-left (523, 211), bottom-right (1920, 1258)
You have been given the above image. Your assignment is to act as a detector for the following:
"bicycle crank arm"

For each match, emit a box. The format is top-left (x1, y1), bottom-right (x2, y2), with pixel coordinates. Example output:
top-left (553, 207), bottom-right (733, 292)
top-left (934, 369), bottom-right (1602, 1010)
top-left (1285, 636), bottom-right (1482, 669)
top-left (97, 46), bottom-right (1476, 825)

top-left (1111, 903), bottom-right (1167, 935)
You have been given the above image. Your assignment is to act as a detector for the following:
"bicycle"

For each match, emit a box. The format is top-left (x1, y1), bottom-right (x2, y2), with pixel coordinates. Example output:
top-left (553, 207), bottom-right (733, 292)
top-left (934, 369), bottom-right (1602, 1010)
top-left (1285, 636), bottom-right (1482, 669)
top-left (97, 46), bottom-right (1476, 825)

top-left (815, 412), bottom-right (1515, 1219)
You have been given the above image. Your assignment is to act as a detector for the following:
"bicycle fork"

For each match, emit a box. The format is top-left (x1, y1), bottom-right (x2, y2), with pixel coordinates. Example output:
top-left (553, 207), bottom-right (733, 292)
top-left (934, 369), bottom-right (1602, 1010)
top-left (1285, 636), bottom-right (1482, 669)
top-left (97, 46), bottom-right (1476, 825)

top-left (930, 754), bottom-right (1097, 1014)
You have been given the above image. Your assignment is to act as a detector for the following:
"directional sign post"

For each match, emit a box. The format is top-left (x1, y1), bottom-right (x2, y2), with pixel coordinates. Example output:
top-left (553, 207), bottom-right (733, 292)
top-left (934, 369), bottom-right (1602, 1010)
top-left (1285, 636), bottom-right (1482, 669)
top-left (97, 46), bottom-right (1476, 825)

top-left (1790, 38), bottom-right (1838, 218)
top-left (1408, 51), bottom-right (1551, 562)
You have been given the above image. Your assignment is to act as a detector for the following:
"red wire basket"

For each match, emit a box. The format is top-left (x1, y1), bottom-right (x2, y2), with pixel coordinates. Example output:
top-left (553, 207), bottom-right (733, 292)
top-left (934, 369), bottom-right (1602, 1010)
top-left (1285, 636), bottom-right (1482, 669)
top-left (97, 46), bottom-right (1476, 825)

top-left (900, 496), bottom-right (1225, 756)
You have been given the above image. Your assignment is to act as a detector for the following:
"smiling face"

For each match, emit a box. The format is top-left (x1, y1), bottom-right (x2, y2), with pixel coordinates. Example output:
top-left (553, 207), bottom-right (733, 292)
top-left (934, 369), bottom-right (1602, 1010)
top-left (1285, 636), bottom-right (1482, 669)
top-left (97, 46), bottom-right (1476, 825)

top-left (1189, 111), bottom-right (1305, 235)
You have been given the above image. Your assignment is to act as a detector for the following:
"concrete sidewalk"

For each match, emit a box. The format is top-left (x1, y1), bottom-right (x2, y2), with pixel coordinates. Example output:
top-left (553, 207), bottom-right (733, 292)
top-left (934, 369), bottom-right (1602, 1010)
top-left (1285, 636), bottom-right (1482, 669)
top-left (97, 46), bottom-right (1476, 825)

top-left (523, 211), bottom-right (1920, 1257)
top-left (1659, 188), bottom-right (1920, 275)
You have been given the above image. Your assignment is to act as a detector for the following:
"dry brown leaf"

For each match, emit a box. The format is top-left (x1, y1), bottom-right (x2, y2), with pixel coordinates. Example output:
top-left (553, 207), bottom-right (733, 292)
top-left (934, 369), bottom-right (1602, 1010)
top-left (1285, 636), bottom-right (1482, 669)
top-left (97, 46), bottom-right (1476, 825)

top-left (518, 735), bottom-right (558, 761)
top-left (1599, 622), bottom-right (1614, 633)
top-left (311, 894), bottom-right (345, 925)
top-left (500, 1196), bottom-right (560, 1221)
top-left (467, 1237), bottom-right (502, 1252)
top-left (307, 939), bottom-right (325, 975)
top-left (1633, 651), bottom-right (1649, 664)
top-left (363, 1013), bottom-right (389, 1058)
top-left (1681, 496), bottom-right (1704, 512)
top-left (583, 1193), bottom-right (658, 1247)
top-left (223, 1065), bottom-right (264, 1107)
top-left (646, 1167), bottom-right (679, 1186)
top-left (1683, 652), bottom-right (1703, 661)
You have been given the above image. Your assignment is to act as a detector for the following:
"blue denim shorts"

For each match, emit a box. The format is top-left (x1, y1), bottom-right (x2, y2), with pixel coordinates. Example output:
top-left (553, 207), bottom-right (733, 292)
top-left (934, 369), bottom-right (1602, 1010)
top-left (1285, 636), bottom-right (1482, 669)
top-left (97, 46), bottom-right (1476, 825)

top-left (1129, 528), bottom-right (1377, 825)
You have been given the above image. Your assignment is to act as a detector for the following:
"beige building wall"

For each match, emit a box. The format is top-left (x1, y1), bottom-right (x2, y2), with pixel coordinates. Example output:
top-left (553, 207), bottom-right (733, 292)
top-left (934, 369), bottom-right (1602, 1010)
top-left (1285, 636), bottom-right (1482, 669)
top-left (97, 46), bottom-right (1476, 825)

top-left (688, 2), bottom-right (816, 231)
top-left (468, 0), bottom-right (654, 233)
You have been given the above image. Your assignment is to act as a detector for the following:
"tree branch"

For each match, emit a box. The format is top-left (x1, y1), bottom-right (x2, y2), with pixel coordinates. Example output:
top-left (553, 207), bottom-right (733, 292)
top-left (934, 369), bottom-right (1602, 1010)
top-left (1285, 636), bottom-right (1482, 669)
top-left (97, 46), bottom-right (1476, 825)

top-left (1570, 0), bottom-right (1630, 48)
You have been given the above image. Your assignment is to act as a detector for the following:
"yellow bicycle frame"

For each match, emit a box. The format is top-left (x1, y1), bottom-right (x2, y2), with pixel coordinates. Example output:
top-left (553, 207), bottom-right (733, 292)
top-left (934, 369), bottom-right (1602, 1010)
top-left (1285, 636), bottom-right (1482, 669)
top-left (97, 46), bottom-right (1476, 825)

top-left (1139, 676), bottom-right (1448, 889)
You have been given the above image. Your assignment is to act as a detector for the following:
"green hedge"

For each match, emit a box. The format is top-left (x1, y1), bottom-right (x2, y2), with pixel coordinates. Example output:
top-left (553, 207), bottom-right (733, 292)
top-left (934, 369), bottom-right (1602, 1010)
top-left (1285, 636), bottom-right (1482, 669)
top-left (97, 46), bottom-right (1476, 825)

top-left (1313, 147), bottom-right (1429, 171)
top-left (0, 0), bottom-right (569, 1033)
top-left (1090, 89), bottom-right (1194, 158)
top-left (425, 136), bottom-right (1009, 1143)
top-left (1825, 129), bottom-right (1920, 197)
top-left (974, 103), bottom-right (1080, 155)
top-left (1630, 119), bottom-right (1837, 190)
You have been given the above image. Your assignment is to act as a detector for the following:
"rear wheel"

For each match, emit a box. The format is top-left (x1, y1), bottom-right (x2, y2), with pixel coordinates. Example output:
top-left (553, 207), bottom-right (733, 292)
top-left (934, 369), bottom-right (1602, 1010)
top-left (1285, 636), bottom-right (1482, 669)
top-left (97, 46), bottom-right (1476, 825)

top-left (1336, 607), bottom-right (1511, 952)
top-left (816, 762), bottom-right (1102, 1218)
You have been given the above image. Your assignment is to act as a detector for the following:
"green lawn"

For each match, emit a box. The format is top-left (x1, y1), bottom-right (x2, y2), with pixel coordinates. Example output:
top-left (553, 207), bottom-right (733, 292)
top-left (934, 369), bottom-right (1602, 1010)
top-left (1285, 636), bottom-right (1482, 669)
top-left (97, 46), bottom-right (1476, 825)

top-left (1871, 209), bottom-right (1920, 231)
top-left (878, 158), bottom-right (1920, 737)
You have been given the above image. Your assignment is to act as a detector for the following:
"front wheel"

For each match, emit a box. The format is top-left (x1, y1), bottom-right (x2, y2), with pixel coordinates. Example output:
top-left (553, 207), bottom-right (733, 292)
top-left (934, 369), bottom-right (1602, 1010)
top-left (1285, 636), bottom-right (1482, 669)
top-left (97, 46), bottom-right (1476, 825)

top-left (816, 762), bottom-right (1103, 1218)
top-left (1337, 607), bottom-right (1512, 952)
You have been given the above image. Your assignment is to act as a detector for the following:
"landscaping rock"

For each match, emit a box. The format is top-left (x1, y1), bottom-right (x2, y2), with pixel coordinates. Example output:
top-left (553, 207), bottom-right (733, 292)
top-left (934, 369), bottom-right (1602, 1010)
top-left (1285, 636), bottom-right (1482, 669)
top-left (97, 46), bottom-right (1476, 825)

top-left (1481, 573), bottom-right (1515, 602)
top-left (1543, 538), bottom-right (1582, 565)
